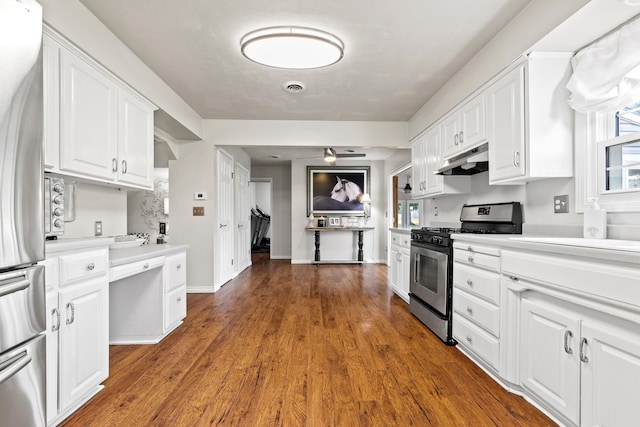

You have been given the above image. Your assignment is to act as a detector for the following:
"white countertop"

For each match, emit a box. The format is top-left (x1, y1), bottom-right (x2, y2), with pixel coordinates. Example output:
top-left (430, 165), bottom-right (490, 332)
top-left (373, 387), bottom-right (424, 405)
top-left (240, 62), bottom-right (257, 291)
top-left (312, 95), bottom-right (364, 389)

top-left (45, 237), bottom-right (114, 253)
top-left (451, 234), bottom-right (640, 265)
top-left (389, 228), bottom-right (412, 234)
top-left (109, 244), bottom-right (188, 267)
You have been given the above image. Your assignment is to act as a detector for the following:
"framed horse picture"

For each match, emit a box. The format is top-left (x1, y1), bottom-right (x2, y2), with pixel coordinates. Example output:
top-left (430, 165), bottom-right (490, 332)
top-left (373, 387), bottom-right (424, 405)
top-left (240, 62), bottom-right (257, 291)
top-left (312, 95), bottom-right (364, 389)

top-left (307, 166), bottom-right (370, 216)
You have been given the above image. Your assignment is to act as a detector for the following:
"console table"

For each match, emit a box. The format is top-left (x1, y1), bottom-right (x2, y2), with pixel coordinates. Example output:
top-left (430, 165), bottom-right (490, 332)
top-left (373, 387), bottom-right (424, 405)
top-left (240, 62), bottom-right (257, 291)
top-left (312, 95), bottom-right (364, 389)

top-left (305, 226), bottom-right (374, 263)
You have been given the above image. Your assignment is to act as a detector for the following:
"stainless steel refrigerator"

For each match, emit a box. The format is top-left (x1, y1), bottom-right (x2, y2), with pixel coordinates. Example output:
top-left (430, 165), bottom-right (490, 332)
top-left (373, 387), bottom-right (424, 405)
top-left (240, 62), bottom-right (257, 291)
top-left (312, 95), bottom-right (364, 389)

top-left (0, 0), bottom-right (47, 426)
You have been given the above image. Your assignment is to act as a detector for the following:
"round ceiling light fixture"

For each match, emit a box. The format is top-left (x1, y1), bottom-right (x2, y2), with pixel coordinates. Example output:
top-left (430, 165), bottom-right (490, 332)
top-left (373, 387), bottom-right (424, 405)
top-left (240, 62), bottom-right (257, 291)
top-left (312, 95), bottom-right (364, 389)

top-left (240, 26), bottom-right (344, 69)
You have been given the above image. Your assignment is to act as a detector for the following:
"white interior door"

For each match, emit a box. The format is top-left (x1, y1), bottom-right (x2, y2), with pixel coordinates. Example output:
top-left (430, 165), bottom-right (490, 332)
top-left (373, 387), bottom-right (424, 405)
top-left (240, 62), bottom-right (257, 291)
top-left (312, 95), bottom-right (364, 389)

top-left (235, 163), bottom-right (251, 272)
top-left (217, 150), bottom-right (234, 286)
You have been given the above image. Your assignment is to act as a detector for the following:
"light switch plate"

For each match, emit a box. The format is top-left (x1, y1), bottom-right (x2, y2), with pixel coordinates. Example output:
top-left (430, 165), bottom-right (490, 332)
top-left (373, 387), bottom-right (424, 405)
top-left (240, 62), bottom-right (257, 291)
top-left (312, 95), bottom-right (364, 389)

top-left (554, 195), bottom-right (569, 213)
top-left (193, 206), bottom-right (205, 216)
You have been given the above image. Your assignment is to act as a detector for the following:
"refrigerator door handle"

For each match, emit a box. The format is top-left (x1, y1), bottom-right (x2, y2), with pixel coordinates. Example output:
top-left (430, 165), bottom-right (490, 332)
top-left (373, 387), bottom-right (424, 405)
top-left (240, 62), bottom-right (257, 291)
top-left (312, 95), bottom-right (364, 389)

top-left (0, 276), bottom-right (29, 298)
top-left (0, 351), bottom-right (31, 386)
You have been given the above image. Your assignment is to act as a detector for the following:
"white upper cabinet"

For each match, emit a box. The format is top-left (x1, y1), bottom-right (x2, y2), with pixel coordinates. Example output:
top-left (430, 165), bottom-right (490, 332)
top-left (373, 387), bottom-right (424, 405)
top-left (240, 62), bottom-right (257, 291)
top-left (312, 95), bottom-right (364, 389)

top-left (442, 93), bottom-right (487, 160)
top-left (43, 26), bottom-right (156, 190)
top-left (487, 53), bottom-right (573, 185)
top-left (411, 123), bottom-right (470, 199)
top-left (59, 49), bottom-right (119, 180)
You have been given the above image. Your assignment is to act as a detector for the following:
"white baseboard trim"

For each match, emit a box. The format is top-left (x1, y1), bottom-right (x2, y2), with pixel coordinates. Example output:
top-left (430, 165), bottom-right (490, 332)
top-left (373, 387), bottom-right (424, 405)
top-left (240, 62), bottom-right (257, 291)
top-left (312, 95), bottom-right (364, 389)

top-left (290, 259), bottom-right (385, 265)
top-left (269, 255), bottom-right (291, 260)
top-left (187, 286), bottom-right (217, 293)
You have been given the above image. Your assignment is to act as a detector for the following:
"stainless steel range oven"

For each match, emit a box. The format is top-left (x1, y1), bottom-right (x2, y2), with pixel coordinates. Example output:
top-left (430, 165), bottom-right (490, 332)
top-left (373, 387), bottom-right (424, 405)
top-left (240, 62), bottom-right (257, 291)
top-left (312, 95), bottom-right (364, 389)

top-left (409, 202), bottom-right (523, 345)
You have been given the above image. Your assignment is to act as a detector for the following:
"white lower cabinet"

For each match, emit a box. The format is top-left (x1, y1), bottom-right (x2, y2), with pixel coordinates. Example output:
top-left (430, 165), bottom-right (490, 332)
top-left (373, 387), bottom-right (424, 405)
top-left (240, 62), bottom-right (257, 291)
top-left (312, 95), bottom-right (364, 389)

top-left (164, 251), bottom-right (187, 330)
top-left (58, 277), bottom-right (109, 410)
top-left (44, 243), bottom-right (110, 425)
top-left (389, 231), bottom-right (410, 302)
top-left (451, 238), bottom-right (640, 427)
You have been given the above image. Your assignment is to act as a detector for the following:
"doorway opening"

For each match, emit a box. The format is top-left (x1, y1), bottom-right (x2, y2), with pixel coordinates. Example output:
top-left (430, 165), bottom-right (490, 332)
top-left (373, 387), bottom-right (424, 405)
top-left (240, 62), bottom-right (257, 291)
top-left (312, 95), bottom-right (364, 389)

top-left (250, 179), bottom-right (272, 257)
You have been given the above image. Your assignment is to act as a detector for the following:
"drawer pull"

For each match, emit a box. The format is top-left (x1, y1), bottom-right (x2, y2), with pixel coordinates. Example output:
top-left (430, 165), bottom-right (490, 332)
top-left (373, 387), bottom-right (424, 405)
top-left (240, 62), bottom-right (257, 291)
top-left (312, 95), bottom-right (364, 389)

top-left (177, 264), bottom-right (182, 269)
top-left (564, 330), bottom-right (573, 355)
top-left (86, 263), bottom-right (95, 271)
top-left (466, 336), bottom-right (473, 344)
top-left (65, 302), bottom-right (75, 325)
top-left (52, 308), bottom-right (61, 332)
top-left (580, 338), bottom-right (589, 363)
top-left (466, 279), bottom-right (473, 287)
top-left (466, 306), bottom-right (473, 315)
top-left (143, 263), bottom-right (149, 269)
top-left (467, 246), bottom-right (473, 252)
top-left (467, 256), bottom-right (474, 263)
top-left (177, 296), bottom-right (182, 302)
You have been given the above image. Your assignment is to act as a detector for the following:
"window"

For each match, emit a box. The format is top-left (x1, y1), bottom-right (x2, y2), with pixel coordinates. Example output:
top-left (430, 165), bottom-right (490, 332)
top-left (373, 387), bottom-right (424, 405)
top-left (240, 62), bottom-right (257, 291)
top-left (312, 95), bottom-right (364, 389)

top-left (397, 200), bottom-right (421, 228)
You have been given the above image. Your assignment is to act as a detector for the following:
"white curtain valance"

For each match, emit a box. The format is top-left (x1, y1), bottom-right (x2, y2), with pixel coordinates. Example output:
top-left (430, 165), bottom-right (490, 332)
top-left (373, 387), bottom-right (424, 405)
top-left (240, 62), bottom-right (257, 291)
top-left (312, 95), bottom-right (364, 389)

top-left (566, 14), bottom-right (640, 113)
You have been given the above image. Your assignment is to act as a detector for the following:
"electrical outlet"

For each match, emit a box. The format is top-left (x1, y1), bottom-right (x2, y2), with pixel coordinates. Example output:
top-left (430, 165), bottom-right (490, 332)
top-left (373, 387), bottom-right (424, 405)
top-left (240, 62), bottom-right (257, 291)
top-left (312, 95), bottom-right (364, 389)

top-left (94, 221), bottom-right (102, 236)
top-left (193, 206), bottom-right (205, 216)
top-left (554, 195), bottom-right (569, 213)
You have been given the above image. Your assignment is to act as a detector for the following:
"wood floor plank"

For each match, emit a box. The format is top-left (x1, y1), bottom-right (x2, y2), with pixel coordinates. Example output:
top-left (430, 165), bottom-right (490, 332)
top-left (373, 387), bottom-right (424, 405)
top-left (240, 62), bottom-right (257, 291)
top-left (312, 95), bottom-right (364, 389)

top-left (60, 254), bottom-right (556, 427)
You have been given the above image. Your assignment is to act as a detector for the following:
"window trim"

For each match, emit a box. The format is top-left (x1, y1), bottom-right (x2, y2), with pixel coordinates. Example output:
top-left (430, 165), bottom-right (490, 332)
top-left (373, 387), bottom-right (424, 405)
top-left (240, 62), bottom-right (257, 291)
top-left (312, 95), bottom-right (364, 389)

top-left (576, 111), bottom-right (640, 212)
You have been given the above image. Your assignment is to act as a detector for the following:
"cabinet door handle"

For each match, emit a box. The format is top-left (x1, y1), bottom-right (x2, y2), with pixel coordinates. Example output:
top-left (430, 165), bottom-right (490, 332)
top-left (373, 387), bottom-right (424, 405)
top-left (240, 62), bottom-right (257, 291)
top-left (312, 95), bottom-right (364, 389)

top-left (86, 263), bottom-right (95, 271)
top-left (513, 151), bottom-right (520, 167)
top-left (459, 131), bottom-right (464, 144)
top-left (454, 133), bottom-right (459, 146)
top-left (122, 160), bottom-right (128, 174)
top-left (177, 264), bottom-right (182, 270)
top-left (220, 224), bottom-right (227, 228)
top-left (466, 306), bottom-right (473, 315)
top-left (177, 296), bottom-right (182, 302)
top-left (65, 302), bottom-right (75, 325)
top-left (580, 338), bottom-right (589, 363)
top-left (466, 336), bottom-right (472, 344)
top-left (112, 158), bottom-right (118, 172)
top-left (52, 308), bottom-right (61, 332)
top-left (564, 330), bottom-right (573, 354)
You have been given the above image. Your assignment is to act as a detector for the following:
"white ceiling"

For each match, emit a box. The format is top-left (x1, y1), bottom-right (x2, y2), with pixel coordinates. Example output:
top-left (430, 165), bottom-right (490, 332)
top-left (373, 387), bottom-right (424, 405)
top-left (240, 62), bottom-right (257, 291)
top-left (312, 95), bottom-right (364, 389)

top-left (78, 0), bottom-right (532, 163)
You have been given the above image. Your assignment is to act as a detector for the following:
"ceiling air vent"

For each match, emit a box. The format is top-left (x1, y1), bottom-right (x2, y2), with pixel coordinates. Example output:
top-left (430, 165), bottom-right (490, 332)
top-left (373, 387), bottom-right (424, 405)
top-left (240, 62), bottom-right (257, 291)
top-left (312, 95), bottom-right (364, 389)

top-left (283, 81), bottom-right (306, 93)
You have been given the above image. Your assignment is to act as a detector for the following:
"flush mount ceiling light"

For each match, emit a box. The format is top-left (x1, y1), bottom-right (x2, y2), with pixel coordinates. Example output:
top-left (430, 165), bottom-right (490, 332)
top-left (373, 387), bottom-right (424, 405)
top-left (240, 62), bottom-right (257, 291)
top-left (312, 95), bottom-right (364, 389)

top-left (240, 26), bottom-right (344, 69)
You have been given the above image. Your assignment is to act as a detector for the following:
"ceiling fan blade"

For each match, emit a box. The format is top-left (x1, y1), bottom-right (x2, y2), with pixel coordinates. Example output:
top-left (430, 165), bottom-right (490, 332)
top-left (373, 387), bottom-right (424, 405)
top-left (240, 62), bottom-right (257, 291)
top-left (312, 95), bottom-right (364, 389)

top-left (335, 153), bottom-right (366, 158)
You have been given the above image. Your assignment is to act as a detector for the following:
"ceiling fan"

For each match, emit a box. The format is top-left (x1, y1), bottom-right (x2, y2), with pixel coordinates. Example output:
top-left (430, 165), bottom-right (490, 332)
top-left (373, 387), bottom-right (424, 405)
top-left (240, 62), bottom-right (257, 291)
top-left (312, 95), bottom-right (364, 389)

top-left (322, 147), bottom-right (366, 164)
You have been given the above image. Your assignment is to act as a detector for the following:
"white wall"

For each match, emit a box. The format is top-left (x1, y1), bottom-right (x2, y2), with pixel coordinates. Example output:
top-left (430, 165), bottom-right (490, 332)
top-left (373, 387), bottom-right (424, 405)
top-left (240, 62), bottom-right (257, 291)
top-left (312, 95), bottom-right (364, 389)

top-left (169, 142), bottom-right (216, 292)
top-left (203, 120), bottom-right (408, 147)
top-left (251, 165), bottom-right (292, 259)
top-left (63, 182), bottom-right (127, 238)
top-left (290, 159), bottom-right (386, 263)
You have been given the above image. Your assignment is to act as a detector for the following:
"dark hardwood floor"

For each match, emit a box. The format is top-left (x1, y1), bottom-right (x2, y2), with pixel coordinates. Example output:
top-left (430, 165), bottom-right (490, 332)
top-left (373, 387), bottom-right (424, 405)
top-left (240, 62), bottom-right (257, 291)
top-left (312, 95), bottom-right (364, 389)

top-left (61, 254), bottom-right (555, 426)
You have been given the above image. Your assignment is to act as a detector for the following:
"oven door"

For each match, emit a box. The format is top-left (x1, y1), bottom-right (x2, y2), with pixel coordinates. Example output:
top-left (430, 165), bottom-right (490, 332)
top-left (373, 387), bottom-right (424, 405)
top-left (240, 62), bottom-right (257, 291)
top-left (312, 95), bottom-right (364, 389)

top-left (409, 242), bottom-right (449, 315)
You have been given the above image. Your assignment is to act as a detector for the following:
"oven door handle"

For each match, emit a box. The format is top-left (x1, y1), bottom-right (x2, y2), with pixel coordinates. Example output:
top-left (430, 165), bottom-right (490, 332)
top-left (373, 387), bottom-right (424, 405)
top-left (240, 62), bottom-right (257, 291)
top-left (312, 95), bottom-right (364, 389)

top-left (414, 254), bottom-right (419, 283)
top-left (0, 351), bottom-right (31, 385)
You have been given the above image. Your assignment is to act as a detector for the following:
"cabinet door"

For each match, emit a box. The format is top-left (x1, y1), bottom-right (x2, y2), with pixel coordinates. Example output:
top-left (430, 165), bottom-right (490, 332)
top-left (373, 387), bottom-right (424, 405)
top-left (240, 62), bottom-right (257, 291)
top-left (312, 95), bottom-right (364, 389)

top-left (424, 126), bottom-right (443, 195)
top-left (459, 93), bottom-right (486, 150)
top-left (401, 249), bottom-right (411, 299)
top-left (46, 293), bottom-right (59, 423)
top-left (520, 296), bottom-right (580, 425)
top-left (117, 88), bottom-right (154, 188)
top-left (59, 278), bottom-right (109, 411)
top-left (441, 112), bottom-right (460, 159)
top-left (60, 50), bottom-right (118, 180)
top-left (487, 65), bottom-right (525, 183)
top-left (389, 247), bottom-right (400, 290)
top-left (581, 321), bottom-right (640, 427)
top-left (411, 135), bottom-right (426, 197)
top-left (43, 34), bottom-right (60, 171)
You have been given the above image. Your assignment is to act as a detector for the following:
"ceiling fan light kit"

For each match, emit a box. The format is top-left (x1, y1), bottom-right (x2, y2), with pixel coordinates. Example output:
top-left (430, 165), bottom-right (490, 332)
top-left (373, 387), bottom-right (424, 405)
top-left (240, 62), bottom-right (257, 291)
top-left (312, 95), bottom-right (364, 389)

top-left (240, 26), bottom-right (344, 69)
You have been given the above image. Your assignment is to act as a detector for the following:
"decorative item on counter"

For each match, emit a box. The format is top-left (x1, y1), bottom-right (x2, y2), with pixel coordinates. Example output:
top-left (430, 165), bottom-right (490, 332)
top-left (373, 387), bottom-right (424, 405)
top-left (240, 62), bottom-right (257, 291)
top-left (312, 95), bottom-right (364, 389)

top-left (317, 216), bottom-right (327, 227)
top-left (308, 213), bottom-right (315, 227)
top-left (583, 198), bottom-right (607, 239)
top-left (361, 193), bottom-right (372, 224)
top-left (129, 232), bottom-right (150, 245)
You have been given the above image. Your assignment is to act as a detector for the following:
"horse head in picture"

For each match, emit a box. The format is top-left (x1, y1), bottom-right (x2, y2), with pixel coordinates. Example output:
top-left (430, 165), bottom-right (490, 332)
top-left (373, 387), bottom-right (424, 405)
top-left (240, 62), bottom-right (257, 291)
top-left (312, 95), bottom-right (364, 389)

top-left (330, 176), bottom-right (363, 202)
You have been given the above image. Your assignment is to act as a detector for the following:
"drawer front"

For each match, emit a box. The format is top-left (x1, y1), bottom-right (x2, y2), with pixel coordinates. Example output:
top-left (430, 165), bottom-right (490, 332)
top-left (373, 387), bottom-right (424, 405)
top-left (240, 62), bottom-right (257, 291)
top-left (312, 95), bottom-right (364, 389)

top-left (110, 256), bottom-right (165, 282)
top-left (59, 248), bottom-right (108, 285)
top-left (453, 241), bottom-right (500, 257)
top-left (454, 248), bottom-right (500, 272)
top-left (166, 253), bottom-right (187, 292)
top-left (164, 286), bottom-right (186, 330)
top-left (390, 232), bottom-right (411, 249)
top-left (453, 263), bottom-right (500, 305)
top-left (453, 314), bottom-right (500, 370)
top-left (453, 288), bottom-right (500, 336)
